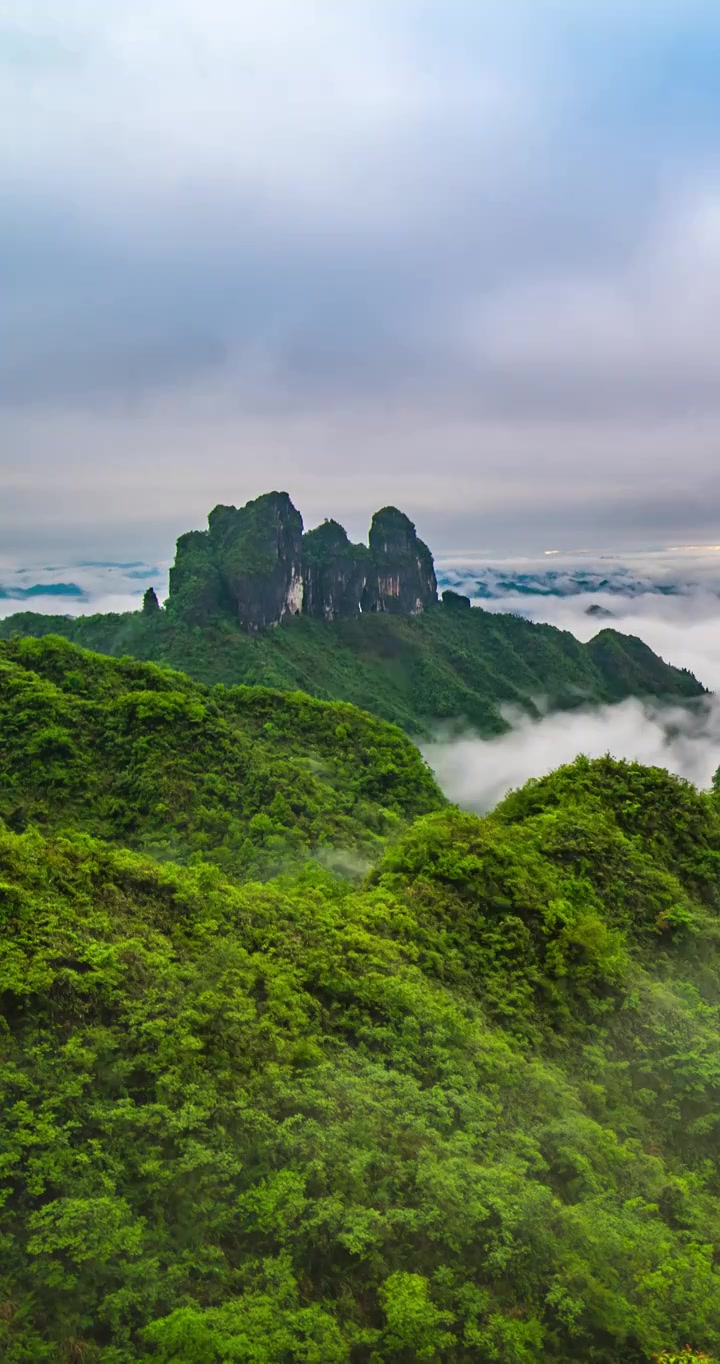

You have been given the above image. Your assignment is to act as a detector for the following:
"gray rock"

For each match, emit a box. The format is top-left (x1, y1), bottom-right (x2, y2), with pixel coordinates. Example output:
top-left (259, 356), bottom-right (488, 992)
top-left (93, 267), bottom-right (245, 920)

top-left (167, 492), bottom-right (438, 631)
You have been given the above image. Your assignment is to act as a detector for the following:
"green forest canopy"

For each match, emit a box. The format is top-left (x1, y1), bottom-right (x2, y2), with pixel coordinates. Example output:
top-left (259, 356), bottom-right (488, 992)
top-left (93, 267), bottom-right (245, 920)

top-left (0, 601), bottom-right (706, 736)
top-left (1, 638), bottom-right (720, 1361)
top-left (0, 635), bottom-right (441, 880)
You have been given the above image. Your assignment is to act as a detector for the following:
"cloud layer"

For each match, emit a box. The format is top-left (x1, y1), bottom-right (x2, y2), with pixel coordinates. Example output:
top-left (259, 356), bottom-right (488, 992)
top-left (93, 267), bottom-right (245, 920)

top-left (427, 543), bottom-right (720, 808)
top-left (439, 549), bottom-right (720, 691)
top-left (424, 695), bottom-right (720, 811)
top-left (4, 536), bottom-right (720, 803)
top-left (4, 3), bottom-right (720, 548)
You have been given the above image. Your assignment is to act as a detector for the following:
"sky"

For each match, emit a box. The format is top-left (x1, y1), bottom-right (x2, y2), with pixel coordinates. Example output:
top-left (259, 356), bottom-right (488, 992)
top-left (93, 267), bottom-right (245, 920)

top-left (4, 1), bottom-right (720, 556)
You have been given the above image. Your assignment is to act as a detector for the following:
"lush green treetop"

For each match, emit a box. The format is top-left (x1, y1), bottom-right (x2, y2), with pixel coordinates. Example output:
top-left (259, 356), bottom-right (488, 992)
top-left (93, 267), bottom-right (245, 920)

top-left (0, 601), bottom-right (707, 736)
top-left (1, 638), bottom-right (720, 1361)
top-left (0, 635), bottom-right (442, 878)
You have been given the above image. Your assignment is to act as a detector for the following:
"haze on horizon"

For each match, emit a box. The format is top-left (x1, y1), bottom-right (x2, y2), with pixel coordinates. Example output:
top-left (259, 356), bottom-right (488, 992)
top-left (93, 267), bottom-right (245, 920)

top-left (4, 1), bottom-right (720, 556)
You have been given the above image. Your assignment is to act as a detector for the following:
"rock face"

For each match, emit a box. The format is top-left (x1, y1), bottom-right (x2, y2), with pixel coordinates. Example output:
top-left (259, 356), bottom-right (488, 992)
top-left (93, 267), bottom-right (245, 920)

top-left (167, 492), bottom-right (438, 631)
top-left (168, 492), bottom-right (304, 630)
top-left (207, 493), bottom-right (304, 631)
top-left (368, 507), bottom-right (438, 614)
top-left (441, 589), bottom-right (471, 611)
top-left (142, 587), bottom-right (161, 614)
top-left (302, 520), bottom-right (372, 621)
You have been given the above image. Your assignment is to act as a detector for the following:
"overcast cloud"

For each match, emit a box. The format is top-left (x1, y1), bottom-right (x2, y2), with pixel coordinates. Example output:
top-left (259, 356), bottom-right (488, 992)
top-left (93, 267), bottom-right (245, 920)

top-left (4, 2), bottom-right (720, 553)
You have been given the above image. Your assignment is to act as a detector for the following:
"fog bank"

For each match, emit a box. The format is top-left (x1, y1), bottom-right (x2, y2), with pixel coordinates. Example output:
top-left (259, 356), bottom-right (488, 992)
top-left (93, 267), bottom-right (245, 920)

top-left (425, 697), bottom-right (720, 811)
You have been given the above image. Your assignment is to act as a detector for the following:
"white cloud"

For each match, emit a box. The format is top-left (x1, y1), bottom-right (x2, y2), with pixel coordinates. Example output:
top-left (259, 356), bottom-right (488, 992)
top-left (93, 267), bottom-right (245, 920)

top-left (426, 546), bottom-right (720, 810)
top-left (473, 587), bottom-right (720, 692)
top-left (0, 1), bottom-right (524, 241)
top-left (424, 695), bottom-right (720, 812)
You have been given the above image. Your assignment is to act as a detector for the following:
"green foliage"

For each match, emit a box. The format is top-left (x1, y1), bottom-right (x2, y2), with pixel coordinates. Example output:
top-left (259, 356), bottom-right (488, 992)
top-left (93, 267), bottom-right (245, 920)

top-left (1, 633), bottom-right (720, 1361)
top-left (142, 588), bottom-right (161, 616)
top-left (208, 493), bottom-right (303, 581)
top-left (166, 530), bottom-right (228, 626)
top-left (302, 519), bottom-right (369, 567)
top-left (0, 599), bottom-right (706, 736)
top-left (495, 754), bottom-right (720, 900)
top-left (0, 636), bottom-right (442, 877)
top-left (654, 1353), bottom-right (716, 1363)
top-left (441, 590), bottom-right (471, 611)
top-left (380, 1272), bottom-right (455, 1358)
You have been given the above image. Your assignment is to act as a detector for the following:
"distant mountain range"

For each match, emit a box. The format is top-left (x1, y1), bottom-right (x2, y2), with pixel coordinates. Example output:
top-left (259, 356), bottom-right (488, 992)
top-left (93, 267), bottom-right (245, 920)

top-left (438, 565), bottom-right (696, 600)
top-left (0, 582), bottom-right (86, 601)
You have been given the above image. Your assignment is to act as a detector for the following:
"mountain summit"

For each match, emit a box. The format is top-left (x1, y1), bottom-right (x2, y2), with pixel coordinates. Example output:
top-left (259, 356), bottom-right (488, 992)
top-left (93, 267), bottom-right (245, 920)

top-left (167, 492), bottom-right (438, 630)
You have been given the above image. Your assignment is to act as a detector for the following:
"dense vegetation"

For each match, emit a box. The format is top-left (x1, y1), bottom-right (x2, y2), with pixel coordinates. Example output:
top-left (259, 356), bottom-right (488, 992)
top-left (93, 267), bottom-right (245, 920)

top-left (0, 636), bottom-right (441, 879)
top-left (0, 602), bottom-right (706, 735)
top-left (1, 637), bottom-right (720, 1360)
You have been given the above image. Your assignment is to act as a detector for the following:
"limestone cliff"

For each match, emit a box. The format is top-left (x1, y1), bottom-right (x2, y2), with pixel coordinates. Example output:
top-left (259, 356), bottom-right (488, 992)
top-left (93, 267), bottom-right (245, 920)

top-left (168, 492), bottom-right (304, 630)
top-left (167, 492), bottom-right (438, 631)
top-left (302, 520), bottom-right (372, 620)
top-left (207, 492), bottom-right (304, 631)
top-left (368, 507), bottom-right (438, 614)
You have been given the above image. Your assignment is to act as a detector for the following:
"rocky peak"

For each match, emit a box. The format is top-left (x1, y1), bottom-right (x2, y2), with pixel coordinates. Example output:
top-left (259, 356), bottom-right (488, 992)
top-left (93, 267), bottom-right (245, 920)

top-left (207, 491), bottom-right (305, 632)
top-left (369, 506), bottom-right (419, 557)
top-left (167, 491), bottom-right (439, 630)
top-left (167, 492), bottom-right (304, 630)
top-left (142, 586), bottom-right (161, 614)
top-left (368, 506), bottom-right (438, 614)
top-left (302, 519), bottom-right (351, 560)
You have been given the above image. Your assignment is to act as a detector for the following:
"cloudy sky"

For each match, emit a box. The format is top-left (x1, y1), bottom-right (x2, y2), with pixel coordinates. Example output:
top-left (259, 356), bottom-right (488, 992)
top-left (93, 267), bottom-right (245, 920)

top-left (4, 1), bottom-right (720, 556)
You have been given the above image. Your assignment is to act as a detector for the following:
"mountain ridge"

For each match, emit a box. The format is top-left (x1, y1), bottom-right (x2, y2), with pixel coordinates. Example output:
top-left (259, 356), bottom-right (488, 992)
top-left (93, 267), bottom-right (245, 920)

top-left (0, 492), bottom-right (708, 734)
top-left (0, 604), bottom-right (707, 736)
top-left (167, 491), bottom-right (438, 629)
top-left (0, 635), bottom-right (441, 879)
top-left (2, 636), bottom-right (720, 1359)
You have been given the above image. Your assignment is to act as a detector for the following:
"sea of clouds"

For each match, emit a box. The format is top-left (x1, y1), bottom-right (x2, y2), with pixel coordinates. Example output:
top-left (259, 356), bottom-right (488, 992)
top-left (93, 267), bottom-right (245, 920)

top-left (437, 543), bottom-right (720, 690)
top-left (0, 559), bottom-right (169, 620)
top-left (427, 543), bottom-right (720, 805)
top-left (4, 542), bottom-right (720, 807)
top-left (425, 696), bottom-right (720, 811)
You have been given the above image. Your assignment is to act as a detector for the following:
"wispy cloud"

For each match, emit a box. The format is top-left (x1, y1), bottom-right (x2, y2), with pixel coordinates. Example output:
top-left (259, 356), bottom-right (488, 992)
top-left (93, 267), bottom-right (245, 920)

top-left (424, 695), bottom-right (720, 811)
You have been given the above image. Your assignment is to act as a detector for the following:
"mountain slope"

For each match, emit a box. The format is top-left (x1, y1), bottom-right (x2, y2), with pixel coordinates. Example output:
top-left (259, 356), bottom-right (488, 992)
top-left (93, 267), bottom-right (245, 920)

top-left (3, 749), bottom-right (720, 1361)
top-left (0, 602), bottom-right (706, 735)
top-left (0, 635), bottom-right (442, 877)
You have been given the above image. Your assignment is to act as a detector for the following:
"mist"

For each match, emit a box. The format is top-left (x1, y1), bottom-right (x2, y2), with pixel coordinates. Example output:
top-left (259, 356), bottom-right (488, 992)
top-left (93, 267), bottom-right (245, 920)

top-left (424, 696), bottom-right (720, 812)
top-left (0, 557), bottom-right (168, 621)
top-left (425, 546), bottom-right (720, 807)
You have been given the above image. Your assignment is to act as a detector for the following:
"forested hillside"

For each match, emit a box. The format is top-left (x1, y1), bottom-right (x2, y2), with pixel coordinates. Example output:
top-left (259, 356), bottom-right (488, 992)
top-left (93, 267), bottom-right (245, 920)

top-left (1, 637), bottom-right (720, 1361)
top-left (0, 603), bottom-right (706, 735)
top-left (0, 636), bottom-right (441, 878)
